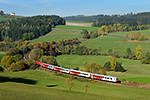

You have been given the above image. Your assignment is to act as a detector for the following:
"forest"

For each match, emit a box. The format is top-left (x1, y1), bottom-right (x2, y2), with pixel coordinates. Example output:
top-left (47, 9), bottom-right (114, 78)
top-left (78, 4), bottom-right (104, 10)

top-left (64, 12), bottom-right (150, 24)
top-left (0, 15), bottom-right (65, 41)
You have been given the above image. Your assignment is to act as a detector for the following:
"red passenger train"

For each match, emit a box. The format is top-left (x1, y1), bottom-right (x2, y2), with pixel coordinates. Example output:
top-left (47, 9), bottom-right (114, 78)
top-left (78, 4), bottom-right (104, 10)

top-left (36, 61), bottom-right (119, 82)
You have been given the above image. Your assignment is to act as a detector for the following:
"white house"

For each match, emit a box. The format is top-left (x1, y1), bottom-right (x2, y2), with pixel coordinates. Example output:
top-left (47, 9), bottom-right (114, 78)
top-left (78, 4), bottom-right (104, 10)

top-left (10, 12), bottom-right (15, 15)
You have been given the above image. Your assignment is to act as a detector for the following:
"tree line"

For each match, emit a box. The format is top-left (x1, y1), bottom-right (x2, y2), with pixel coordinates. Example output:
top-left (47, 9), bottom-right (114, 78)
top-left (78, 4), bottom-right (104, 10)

top-left (64, 12), bottom-right (150, 24)
top-left (0, 15), bottom-right (65, 41)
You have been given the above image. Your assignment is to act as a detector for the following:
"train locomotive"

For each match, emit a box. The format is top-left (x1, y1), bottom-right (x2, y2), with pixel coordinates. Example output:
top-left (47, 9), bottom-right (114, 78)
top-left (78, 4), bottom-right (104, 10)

top-left (36, 61), bottom-right (119, 83)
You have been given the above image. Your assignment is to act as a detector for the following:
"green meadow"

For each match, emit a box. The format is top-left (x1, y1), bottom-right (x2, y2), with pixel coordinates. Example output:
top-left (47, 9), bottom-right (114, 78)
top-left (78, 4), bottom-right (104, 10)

top-left (31, 30), bottom-right (83, 43)
top-left (56, 55), bottom-right (150, 83)
top-left (113, 29), bottom-right (150, 37)
top-left (81, 35), bottom-right (150, 56)
top-left (55, 25), bottom-right (100, 31)
top-left (1, 70), bottom-right (150, 100)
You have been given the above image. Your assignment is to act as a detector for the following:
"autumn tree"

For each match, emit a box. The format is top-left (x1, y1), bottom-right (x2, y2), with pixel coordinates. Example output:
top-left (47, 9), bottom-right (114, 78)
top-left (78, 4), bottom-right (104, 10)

top-left (30, 48), bottom-right (41, 60)
top-left (83, 83), bottom-right (89, 93)
top-left (82, 61), bottom-right (106, 75)
top-left (91, 22), bottom-right (95, 27)
top-left (66, 75), bottom-right (74, 90)
top-left (98, 25), bottom-right (108, 36)
top-left (110, 57), bottom-right (115, 70)
top-left (136, 45), bottom-right (142, 60)
top-left (40, 56), bottom-right (58, 65)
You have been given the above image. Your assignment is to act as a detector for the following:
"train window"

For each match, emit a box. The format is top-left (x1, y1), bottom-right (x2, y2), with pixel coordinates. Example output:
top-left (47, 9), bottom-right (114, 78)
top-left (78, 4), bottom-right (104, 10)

top-left (110, 78), bottom-right (112, 80)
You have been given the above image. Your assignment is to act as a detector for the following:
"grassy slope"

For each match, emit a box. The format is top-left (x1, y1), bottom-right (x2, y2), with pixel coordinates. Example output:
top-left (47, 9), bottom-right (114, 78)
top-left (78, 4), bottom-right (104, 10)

top-left (56, 55), bottom-right (150, 83)
top-left (31, 30), bottom-right (83, 43)
top-left (81, 35), bottom-right (150, 56)
top-left (0, 70), bottom-right (150, 100)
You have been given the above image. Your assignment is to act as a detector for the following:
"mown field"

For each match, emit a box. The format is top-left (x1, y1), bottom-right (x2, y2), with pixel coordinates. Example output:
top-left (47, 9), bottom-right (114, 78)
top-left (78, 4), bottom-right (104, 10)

top-left (31, 30), bottom-right (83, 43)
top-left (56, 55), bottom-right (150, 83)
top-left (1, 70), bottom-right (150, 100)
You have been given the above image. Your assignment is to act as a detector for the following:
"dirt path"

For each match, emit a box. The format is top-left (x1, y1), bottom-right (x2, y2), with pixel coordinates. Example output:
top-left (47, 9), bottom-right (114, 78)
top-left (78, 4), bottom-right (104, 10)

top-left (66, 22), bottom-right (91, 27)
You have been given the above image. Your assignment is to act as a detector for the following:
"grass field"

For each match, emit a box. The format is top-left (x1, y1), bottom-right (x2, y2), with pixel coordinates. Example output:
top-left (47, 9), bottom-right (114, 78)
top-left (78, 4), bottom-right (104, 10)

top-left (1, 70), bottom-right (150, 100)
top-left (31, 30), bottom-right (83, 43)
top-left (56, 55), bottom-right (150, 83)
top-left (0, 15), bottom-right (23, 22)
top-left (80, 35), bottom-right (150, 56)
top-left (55, 25), bottom-right (100, 32)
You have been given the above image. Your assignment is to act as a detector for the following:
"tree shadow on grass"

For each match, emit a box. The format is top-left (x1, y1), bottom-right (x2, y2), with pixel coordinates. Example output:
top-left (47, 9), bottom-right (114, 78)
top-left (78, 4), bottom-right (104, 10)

top-left (46, 84), bottom-right (58, 87)
top-left (0, 76), bottom-right (37, 85)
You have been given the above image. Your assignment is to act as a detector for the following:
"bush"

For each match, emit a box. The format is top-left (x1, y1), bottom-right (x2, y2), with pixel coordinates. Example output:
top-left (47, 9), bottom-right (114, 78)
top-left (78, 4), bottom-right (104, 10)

top-left (91, 32), bottom-right (98, 38)
top-left (141, 58), bottom-right (149, 64)
top-left (114, 61), bottom-right (124, 72)
top-left (104, 61), bottom-right (112, 71)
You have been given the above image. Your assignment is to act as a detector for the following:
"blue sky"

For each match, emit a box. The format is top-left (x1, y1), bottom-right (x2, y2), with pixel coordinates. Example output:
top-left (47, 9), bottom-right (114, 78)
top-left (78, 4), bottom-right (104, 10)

top-left (0, 0), bottom-right (150, 17)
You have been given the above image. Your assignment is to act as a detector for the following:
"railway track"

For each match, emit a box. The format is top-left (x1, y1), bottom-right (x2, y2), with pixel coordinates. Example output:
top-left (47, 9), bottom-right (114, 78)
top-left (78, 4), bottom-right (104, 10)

top-left (37, 66), bottom-right (122, 86)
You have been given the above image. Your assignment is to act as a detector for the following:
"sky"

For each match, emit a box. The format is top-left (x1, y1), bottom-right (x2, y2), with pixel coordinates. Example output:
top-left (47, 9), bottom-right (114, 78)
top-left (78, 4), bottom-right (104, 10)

top-left (0, 0), bottom-right (150, 17)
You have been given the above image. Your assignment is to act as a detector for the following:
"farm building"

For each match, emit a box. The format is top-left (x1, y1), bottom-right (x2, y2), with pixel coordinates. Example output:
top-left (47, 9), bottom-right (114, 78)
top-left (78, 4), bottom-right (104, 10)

top-left (10, 12), bottom-right (15, 15)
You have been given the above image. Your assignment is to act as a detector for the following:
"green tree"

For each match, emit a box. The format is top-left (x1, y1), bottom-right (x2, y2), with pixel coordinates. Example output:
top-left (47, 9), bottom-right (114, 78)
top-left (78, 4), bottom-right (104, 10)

top-left (9, 62), bottom-right (17, 71)
top-left (104, 61), bottom-right (112, 71)
top-left (40, 56), bottom-right (58, 65)
top-left (108, 49), bottom-right (113, 55)
top-left (114, 61), bottom-right (124, 72)
top-left (30, 48), bottom-right (41, 60)
top-left (81, 29), bottom-right (88, 35)
top-left (0, 10), bottom-right (4, 15)
top-left (91, 32), bottom-right (98, 38)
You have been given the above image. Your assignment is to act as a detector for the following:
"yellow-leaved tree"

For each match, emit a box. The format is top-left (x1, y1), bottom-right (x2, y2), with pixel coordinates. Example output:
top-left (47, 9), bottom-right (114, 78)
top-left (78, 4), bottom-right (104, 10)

top-left (98, 25), bottom-right (108, 36)
top-left (136, 45), bottom-right (142, 60)
top-left (91, 22), bottom-right (94, 27)
top-left (110, 57), bottom-right (115, 70)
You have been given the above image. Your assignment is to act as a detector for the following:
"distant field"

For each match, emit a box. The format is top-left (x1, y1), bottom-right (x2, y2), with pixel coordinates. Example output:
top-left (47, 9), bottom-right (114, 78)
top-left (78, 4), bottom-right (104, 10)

top-left (66, 20), bottom-right (91, 23)
top-left (31, 29), bottom-right (83, 43)
top-left (80, 35), bottom-right (150, 56)
top-left (56, 55), bottom-right (150, 83)
top-left (55, 25), bottom-right (100, 31)
top-left (0, 15), bottom-right (24, 22)
top-left (1, 70), bottom-right (150, 100)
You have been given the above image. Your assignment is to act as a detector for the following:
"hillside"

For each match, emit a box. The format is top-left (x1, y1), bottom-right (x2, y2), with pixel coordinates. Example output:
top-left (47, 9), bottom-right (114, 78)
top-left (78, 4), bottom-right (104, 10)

top-left (0, 15), bottom-right (23, 22)
top-left (64, 11), bottom-right (150, 24)
top-left (1, 70), bottom-right (150, 100)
